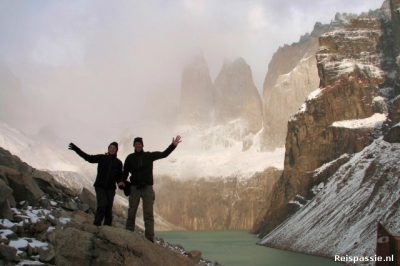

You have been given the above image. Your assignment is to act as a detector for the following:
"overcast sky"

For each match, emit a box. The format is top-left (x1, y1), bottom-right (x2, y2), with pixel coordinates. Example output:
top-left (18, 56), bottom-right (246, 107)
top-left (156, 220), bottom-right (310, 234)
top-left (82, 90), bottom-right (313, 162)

top-left (0, 0), bottom-right (385, 147)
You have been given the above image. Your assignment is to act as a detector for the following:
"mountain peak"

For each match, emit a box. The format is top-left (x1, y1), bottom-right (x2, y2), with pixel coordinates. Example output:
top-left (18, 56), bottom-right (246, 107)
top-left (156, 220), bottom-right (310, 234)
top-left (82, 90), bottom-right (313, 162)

top-left (178, 53), bottom-right (214, 126)
top-left (214, 57), bottom-right (262, 137)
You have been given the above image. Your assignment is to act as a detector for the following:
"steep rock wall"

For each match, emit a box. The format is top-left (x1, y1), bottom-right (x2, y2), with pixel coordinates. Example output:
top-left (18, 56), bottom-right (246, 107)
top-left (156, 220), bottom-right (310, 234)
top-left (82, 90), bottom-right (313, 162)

top-left (213, 57), bottom-right (263, 137)
top-left (178, 53), bottom-right (215, 126)
top-left (253, 11), bottom-right (392, 238)
top-left (260, 20), bottom-right (347, 150)
top-left (261, 37), bottom-right (320, 150)
top-left (154, 168), bottom-right (281, 230)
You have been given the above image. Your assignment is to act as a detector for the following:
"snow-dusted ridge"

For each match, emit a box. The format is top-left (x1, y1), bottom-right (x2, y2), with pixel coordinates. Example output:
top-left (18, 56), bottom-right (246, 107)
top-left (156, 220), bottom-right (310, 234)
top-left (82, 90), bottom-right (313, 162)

top-left (0, 120), bottom-right (102, 193)
top-left (0, 121), bottom-right (79, 172)
top-left (154, 122), bottom-right (285, 179)
top-left (259, 138), bottom-right (400, 259)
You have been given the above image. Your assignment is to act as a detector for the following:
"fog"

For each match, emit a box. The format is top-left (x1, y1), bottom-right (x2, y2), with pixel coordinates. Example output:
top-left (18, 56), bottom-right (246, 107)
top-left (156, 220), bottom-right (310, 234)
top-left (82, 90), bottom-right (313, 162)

top-left (0, 0), bottom-right (384, 149)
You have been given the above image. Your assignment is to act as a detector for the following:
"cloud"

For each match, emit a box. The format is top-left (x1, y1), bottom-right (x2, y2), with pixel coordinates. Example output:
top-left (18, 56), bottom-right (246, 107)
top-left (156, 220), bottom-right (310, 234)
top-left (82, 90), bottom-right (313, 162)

top-left (248, 5), bottom-right (267, 31)
top-left (0, 0), bottom-right (385, 146)
top-left (184, 0), bottom-right (206, 12)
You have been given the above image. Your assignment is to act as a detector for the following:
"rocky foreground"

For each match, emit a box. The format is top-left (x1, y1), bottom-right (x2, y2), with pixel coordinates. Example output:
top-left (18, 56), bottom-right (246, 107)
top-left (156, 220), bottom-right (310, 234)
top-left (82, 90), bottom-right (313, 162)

top-left (0, 147), bottom-right (219, 266)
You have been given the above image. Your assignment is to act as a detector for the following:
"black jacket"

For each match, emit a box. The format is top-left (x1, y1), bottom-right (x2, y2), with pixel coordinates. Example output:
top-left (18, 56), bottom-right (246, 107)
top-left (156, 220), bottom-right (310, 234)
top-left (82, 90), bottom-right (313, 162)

top-left (74, 149), bottom-right (123, 190)
top-left (120, 144), bottom-right (176, 186)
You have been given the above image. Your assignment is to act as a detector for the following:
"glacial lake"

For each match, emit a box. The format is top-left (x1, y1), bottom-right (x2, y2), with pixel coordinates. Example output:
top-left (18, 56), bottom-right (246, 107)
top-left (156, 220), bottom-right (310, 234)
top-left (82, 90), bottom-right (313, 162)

top-left (156, 230), bottom-right (343, 266)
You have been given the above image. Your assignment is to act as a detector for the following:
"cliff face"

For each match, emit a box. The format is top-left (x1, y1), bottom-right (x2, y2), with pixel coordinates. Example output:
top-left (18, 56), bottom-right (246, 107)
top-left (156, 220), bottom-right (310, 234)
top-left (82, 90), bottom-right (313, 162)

top-left (154, 168), bottom-right (281, 230)
top-left (391, 0), bottom-right (400, 56)
top-left (178, 53), bottom-right (215, 126)
top-left (260, 16), bottom-right (359, 150)
top-left (252, 0), bottom-right (400, 258)
top-left (255, 0), bottom-right (393, 241)
top-left (261, 37), bottom-right (320, 150)
top-left (213, 58), bottom-right (263, 137)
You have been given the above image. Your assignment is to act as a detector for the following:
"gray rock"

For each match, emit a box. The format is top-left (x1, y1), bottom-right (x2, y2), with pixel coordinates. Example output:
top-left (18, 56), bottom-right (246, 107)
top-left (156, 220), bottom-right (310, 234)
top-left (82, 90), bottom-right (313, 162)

top-left (0, 178), bottom-right (13, 205)
top-left (0, 244), bottom-right (19, 262)
top-left (8, 194), bottom-right (16, 208)
top-left (31, 219), bottom-right (49, 233)
top-left (0, 200), bottom-right (13, 220)
top-left (188, 249), bottom-right (202, 263)
top-left (27, 244), bottom-right (33, 256)
top-left (63, 188), bottom-right (76, 197)
top-left (53, 224), bottom-right (197, 266)
top-left (0, 166), bottom-right (44, 205)
top-left (31, 170), bottom-right (61, 196)
top-left (46, 213), bottom-right (59, 226)
top-left (384, 124), bottom-right (400, 143)
top-left (69, 211), bottom-right (93, 225)
top-left (60, 200), bottom-right (79, 211)
top-left (79, 187), bottom-right (96, 213)
top-left (38, 243), bottom-right (55, 262)
top-left (78, 203), bottom-right (90, 212)
top-left (19, 251), bottom-right (27, 260)
top-left (39, 198), bottom-right (51, 209)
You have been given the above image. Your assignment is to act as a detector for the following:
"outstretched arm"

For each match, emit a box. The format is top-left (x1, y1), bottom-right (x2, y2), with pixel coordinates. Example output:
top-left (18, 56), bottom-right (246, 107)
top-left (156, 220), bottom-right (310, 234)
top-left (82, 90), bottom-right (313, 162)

top-left (68, 143), bottom-right (101, 163)
top-left (151, 135), bottom-right (182, 161)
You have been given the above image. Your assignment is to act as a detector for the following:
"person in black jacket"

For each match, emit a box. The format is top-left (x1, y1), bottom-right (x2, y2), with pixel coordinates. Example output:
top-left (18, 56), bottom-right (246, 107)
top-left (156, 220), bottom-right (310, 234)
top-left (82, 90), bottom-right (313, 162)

top-left (69, 141), bottom-right (123, 226)
top-left (118, 135), bottom-right (181, 242)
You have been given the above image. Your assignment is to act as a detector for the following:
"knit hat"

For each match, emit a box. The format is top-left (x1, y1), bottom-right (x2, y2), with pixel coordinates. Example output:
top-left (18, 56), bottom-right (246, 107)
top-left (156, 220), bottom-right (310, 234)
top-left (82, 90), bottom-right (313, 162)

top-left (108, 142), bottom-right (118, 151)
top-left (133, 137), bottom-right (143, 146)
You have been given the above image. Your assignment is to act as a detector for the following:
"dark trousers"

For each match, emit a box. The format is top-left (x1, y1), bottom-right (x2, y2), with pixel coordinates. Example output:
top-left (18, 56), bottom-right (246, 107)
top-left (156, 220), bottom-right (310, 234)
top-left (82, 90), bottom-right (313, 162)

top-left (126, 185), bottom-right (155, 242)
top-left (94, 187), bottom-right (116, 226)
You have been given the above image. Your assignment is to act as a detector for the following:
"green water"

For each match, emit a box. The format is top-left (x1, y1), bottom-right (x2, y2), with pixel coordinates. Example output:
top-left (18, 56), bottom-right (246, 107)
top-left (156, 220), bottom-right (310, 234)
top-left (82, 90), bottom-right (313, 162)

top-left (156, 230), bottom-right (343, 266)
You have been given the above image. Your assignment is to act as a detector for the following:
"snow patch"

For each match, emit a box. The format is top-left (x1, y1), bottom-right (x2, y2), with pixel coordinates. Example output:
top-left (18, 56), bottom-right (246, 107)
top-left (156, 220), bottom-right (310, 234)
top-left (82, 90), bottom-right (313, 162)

top-left (307, 88), bottom-right (323, 101)
top-left (332, 113), bottom-right (386, 129)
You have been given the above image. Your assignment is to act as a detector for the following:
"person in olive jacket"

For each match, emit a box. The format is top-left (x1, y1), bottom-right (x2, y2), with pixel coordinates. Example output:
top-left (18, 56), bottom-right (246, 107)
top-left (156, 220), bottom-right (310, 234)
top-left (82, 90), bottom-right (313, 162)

top-left (118, 135), bottom-right (181, 242)
top-left (69, 141), bottom-right (123, 226)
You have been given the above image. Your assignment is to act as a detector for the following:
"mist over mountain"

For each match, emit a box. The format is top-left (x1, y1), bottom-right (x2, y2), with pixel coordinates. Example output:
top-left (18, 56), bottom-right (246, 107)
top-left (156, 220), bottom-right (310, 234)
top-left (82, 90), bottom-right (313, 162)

top-left (0, 57), bottom-right (35, 134)
top-left (0, 0), bottom-right (398, 263)
top-left (178, 52), bottom-right (215, 126)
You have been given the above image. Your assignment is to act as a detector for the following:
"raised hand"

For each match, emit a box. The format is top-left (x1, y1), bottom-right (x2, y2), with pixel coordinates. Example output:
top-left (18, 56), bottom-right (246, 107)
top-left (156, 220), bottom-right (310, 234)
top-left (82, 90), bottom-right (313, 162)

top-left (172, 135), bottom-right (182, 146)
top-left (68, 143), bottom-right (79, 151)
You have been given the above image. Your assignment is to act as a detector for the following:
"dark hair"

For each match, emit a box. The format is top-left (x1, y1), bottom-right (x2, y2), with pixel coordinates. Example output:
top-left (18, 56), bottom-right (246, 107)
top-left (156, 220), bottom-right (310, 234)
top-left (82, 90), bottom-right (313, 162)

top-left (108, 142), bottom-right (118, 151)
top-left (133, 137), bottom-right (143, 146)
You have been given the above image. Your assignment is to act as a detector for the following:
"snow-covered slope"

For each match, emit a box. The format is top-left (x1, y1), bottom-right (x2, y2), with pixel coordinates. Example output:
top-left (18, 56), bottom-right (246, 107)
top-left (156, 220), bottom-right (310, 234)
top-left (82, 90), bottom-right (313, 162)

top-left (0, 121), bottom-right (79, 172)
top-left (152, 122), bottom-right (285, 179)
top-left (0, 120), bottom-right (97, 191)
top-left (118, 120), bottom-right (285, 180)
top-left (259, 138), bottom-right (400, 259)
